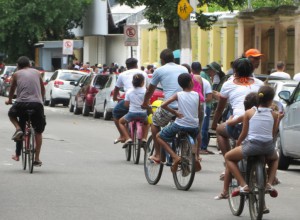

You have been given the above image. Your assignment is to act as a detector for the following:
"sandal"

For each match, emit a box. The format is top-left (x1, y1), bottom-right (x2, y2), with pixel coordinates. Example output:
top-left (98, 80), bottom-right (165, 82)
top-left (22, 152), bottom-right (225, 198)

top-left (266, 183), bottom-right (278, 198)
top-left (148, 155), bottom-right (160, 164)
top-left (214, 192), bottom-right (229, 200)
top-left (170, 157), bottom-right (181, 173)
top-left (122, 139), bottom-right (132, 148)
top-left (195, 160), bottom-right (201, 172)
top-left (231, 185), bottom-right (249, 197)
top-left (12, 155), bottom-right (19, 161)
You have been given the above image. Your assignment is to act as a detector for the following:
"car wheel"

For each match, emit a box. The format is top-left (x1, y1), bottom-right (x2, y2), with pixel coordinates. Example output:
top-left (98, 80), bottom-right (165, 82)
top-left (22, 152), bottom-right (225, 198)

top-left (103, 103), bottom-right (112, 120)
top-left (63, 101), bottom-right (69, 107)
top-left (73, 100), bottom-right (81, 115)
top-left (44, 99), bottom-right (49, 106)
top-left (49, 95), bottom-right (55, 107)
top-left (93, 102), bottom-right (101, 119)
top-left (82, 101), bottom-right (90, 116)
top-left (275, 132), bottom-right (290, 170)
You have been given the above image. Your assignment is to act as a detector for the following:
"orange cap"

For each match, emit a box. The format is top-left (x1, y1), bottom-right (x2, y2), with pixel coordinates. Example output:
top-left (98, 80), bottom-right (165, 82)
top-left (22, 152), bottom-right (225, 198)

top-left (245, 49), bottom-right (263, 57)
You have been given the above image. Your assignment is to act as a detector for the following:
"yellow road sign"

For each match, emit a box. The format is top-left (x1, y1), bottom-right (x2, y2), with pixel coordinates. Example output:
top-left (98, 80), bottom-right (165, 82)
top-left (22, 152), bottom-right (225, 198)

top-left (177, 0), bottom-right (194, 20)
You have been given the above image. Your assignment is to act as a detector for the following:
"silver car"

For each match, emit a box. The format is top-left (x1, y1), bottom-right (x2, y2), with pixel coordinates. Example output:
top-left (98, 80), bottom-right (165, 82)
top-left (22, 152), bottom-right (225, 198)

top-left (277, 82), bottom-right (300, 170)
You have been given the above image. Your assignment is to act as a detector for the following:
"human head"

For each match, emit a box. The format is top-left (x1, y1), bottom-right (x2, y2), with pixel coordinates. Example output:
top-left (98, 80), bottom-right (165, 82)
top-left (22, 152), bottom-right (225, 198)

top-left (205, 62), bottom-right (221, 77)
top-left (160, 49), bottom-right (174, 65)
top-left (245, 48), bottom-right (263, 69)
top-left (132, 73), bottom-right (145, 88)
top-left (191, 61), bottom-right (202, 74)
top-left (257, 86), bottom-right (275, 107)
top-left (17, 56), bottom-right (30, 69)
top-left (276, 61), bottom-right (285, 71)
top-left (233, 58), bottom-right (253, 77)
top-left (125, 58), bottom-right (138, 69)
top-left (181, 63), bottom-right (191, 73)
top-left (244, 92), bottom-right (258, 110)
top-left (178, 73), bottom-right (192, 89)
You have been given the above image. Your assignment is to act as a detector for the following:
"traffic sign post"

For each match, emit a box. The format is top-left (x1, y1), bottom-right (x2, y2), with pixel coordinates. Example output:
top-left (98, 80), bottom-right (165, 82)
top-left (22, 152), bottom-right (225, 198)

top-left (177, 0), bottom-right (194, 20)
top-left (124, 25), bottom-right (138, 46)
top-left (62, 39), bottom-right (74, 55)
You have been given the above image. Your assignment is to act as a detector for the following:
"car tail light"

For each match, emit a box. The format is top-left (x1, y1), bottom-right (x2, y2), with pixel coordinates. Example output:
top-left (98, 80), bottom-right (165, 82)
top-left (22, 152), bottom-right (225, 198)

top-left (54, 80), bottom-right (64, 88)
top-left (44, 81), bottom-right (48, 86)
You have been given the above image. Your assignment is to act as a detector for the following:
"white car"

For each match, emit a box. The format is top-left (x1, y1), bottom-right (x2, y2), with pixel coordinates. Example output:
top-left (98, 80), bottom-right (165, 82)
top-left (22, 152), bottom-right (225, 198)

top-left (44, 69), bottom-right (86, 107)
top-left (277, 82), bottom-right (300, 170)
top-left (93, 74), bottom-right (124, 120)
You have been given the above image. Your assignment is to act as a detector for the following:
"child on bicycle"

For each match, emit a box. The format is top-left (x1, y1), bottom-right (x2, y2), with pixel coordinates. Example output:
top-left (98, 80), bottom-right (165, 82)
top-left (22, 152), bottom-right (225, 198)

top-left (225, 85), bottom-right (284, 198)
top-left (156, 73), bottom-right (202, 173)
top-left (119, 73), bottom-right (149, 146)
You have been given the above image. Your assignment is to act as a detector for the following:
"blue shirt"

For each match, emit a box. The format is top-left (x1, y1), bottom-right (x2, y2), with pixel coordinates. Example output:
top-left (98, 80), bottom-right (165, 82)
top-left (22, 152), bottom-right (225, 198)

top-left (151, 62), bottom-right (188, 108)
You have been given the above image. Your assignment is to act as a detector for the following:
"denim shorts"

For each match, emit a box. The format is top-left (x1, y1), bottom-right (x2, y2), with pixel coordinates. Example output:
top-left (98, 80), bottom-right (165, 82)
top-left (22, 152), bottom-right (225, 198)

top-left (112, 100), bottom-right (129, 119)
top-left (226, 123), bottom-right (243, 140)
top-left (242, 139), bottom-right (275, 158)
top-left (159, 122), bottom-right (199, 142)
top-left (124, 112), bottom-right (147, 122)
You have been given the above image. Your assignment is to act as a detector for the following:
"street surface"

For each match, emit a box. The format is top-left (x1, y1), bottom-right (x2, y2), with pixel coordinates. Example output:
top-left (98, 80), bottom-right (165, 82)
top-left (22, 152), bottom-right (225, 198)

top-left (0, 96), bottom-right (300, 220)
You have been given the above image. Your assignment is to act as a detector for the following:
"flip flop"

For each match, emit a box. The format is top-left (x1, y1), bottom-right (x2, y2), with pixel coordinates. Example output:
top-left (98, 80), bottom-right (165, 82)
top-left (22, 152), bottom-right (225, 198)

top-left (214, 192), bottom-right (229, 200)
top-left (114, 138), bottom-right (125, 144)
top-left (171, 157), bottom-right (181, 173)
top-left (148, 155), bottom-right (160, 164)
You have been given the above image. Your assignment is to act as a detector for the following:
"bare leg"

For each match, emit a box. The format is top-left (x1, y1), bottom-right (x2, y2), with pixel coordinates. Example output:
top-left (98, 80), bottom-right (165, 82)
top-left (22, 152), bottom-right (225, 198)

top-left (35, 133), bottom-right (42, 162)
top-left (266, 152), bottom-right (279, 185)
top-left (142, 122), bottom-right (149, 140)
top-left (151, 124), bottom-right (161, 160)
top-left (113, 118), bottom-right (125, 142)
top-left (9, 116), bottom-right (21, 131)
top-left (156, 133), bottom-right (179, 161)
top-left (216, 122), bottom-right (231, 156)
top-left (119, 117), bottom-right (130, 140)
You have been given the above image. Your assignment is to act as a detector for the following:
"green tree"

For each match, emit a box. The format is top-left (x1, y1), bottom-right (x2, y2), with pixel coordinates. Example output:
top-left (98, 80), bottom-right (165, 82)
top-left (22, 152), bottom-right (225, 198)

top-left (119, 0), bottom-right (247, 50)
top-left (0, 0), bottom-right (92, 62)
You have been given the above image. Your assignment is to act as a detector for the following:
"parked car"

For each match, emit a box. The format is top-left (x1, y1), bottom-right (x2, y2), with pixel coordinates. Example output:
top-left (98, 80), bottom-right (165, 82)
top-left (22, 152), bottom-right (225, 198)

top-left (42, 71), bottom-right (54, 85)
top-left (0, 65), bottom-right (16, 95)
top-left (276, 82), bottom-right (300, 170)
top-left (93, 74), bottom-right (164, 120)
top-left (69, 74), bottom-right (89, 113)
top-left (44, 69), bottom-right (86, 107)
top-left (0, 69), bottom-right (15, 96)
top-left (73, 73), bottom-right (109, 116)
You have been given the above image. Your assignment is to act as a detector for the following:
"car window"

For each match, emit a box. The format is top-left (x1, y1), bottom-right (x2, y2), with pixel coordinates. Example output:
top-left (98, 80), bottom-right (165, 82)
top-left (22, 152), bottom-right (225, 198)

top-left (94, 75), bottom-right (109, 87)
top-left (50, 71), bottom-right (58, 80)
top-left (105, 76), bottom-right (113, 88)
top-left (292, 85), bottom-right (300, 103)
top-left (59, 72), bottom-right (83, 81)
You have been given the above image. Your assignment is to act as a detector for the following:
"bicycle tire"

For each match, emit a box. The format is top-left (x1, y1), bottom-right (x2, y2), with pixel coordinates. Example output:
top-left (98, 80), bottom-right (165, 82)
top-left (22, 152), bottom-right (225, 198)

top-left (172, 134), bottom-right (195, 191)
top-left (144, 135), bottom-right (163, 185)
top-left (249, 160), bottom-right (265, 220)
top-left (21, 139), bottom-right (27, 170)
top-left (28, 127), bottom-right (35, 173)
top-left (132, 125), bottom-right (141, 164)
top-left (125, 125), bottom-right (131, 161)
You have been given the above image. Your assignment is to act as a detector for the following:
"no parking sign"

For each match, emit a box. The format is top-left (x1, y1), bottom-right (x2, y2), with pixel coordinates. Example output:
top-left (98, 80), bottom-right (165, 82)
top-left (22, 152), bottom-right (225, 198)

top-left (62, 39), bottom-right (74, 55)
top-left (124, 25), bottom-right (138, 46)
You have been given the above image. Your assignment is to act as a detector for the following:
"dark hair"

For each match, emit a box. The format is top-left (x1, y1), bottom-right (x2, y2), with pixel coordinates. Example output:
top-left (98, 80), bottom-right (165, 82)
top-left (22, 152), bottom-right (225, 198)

top-left (132, 73), bottom-right (145, 88)
top-left (17, 56), bottom-right (30, 69)
top-left (277, 61), bottom-right (285, 69)
top-left (181, 63), bottom-right (191, 73)
top-left (233, 58), bottom-right (253, 77)
top-left (257, 86), bottom-right (275, 106)
top-left (160, 49), bottom-right (174, 63)
top-left (178, 73), bottom-right (192, 89)
top-left (125, 58), bottom-right (138, 69)
top-left (191, 61), bottom-right (202, 73)
top-left (244, 92), bottom-right (258, 110)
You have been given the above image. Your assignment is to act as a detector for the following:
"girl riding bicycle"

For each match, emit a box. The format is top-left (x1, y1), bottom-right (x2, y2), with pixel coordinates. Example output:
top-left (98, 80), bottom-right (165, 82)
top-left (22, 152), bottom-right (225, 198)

top-left (225, 85), bottom-right (284, 197)
top-left (119, 74), bottom-right (149, 146)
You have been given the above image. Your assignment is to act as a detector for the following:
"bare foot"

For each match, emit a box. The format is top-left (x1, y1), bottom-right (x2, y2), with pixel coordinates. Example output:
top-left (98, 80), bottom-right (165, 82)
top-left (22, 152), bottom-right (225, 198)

top-left (12, 155), bottom-right (19, 161)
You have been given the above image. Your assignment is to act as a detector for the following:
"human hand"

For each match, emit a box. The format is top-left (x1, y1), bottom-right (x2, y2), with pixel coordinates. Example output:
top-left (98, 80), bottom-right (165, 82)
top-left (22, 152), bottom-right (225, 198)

top-left (175, 111), bottom-right (183, 119)
top-left (5, 99), bottom-right (12, 105)
top-left (278, 112), bottom-right (285, 120)
top-left (141, 102), bottom-right (150, 110)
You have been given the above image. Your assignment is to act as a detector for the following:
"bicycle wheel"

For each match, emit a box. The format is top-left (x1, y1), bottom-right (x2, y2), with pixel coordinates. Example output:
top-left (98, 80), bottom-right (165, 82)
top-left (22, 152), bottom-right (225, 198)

top-left (172, 134), bottom-right (195, 191)
top-left (144, 135), bottom-right (163, 185)
top-left (28, 128), bottom-right (35, 173)
top-left (249, 160), bottom-right (265, 220)
top-left (125, 125), bottom-right (131, 161)
top-left (132, 125), bottom-right (141, 164)
top-left (21, 139), bottom-right (27, 170)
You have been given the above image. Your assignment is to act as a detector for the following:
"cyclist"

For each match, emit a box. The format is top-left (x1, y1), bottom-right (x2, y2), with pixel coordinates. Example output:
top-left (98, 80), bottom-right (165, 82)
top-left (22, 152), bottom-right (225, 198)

top-left (156, 73), bottom-right (202, 172)
top-left (119, 74), bottom-right (149, 146)
top-left (141, 49), bottom-right (188, 163)
top-left (5, 56), bottom-right (46, 166)
top-left (112, 58), bottom-right (148, 144)
top-left (225, 85), bottom-right (283, 197)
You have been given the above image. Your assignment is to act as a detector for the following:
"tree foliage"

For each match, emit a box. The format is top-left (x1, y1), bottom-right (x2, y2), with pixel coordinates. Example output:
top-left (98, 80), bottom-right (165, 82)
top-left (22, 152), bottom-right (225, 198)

top-left (0, 0), bottom-right (92, 62)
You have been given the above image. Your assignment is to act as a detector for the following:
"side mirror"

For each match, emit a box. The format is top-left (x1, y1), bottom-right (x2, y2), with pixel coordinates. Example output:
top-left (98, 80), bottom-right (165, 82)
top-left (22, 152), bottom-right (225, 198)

top-left (70, 81), bottom-right (75, 86)
top-left (278, 91), bottom-right (291, 104)
top-left (79, 83), bottom-right (84, 87)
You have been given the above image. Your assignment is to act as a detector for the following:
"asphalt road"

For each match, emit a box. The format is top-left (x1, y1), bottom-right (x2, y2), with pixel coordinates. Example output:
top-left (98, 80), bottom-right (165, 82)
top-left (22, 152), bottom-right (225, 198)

top-left (1, 97), bottom-right (300, 220)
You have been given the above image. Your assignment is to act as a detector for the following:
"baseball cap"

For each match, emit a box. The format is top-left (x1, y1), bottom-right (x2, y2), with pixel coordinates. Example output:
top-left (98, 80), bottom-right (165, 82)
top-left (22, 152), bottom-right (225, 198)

top-left (191, 62), bottom-right (202, 72)
top-left (207, 62), bottom-right (221, 73)
top-left (245, 49), bottom-right (263, 57)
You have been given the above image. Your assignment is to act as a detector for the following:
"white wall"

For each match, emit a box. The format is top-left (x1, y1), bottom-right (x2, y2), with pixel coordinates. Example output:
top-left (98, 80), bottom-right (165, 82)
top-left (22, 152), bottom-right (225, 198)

top-left (83, 36), bottom-right (106, 65)
top-left (105, 35), bottom-right (128, 67)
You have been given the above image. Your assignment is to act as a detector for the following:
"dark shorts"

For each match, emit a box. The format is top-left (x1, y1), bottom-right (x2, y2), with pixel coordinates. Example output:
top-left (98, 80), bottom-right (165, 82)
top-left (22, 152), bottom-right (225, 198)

top-left (8, 102), bottom-right (46, 133)
top-left (159, 122), bottom-right (199, 142)
top-left (112, 100), bottom-right (129, 119)
top-left (226, 123), bottom-right (243, 140)
top-left (124, 112), bottom-right (148, 123)
top-left (242, 139), bottom-right (275, 158)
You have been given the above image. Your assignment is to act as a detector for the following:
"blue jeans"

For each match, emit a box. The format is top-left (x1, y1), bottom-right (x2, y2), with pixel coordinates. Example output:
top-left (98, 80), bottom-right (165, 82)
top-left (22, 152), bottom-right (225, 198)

top-left (201, 106), bottom-right (211, 150)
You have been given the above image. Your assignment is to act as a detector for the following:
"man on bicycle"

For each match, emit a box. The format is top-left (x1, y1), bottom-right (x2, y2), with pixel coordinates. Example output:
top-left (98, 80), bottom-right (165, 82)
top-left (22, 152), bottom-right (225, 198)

top-left (141, 49), bottom-right (188, 162)
top-left (5, 56), bottom-right (46, 166)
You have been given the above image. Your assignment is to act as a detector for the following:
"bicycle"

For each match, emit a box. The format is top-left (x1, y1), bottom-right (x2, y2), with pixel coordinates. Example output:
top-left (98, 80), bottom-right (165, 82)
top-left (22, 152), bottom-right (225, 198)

top-left (124, 119), bottom-right (144, 164)
top-left (21, 109), bottom-right (36, 173)
top-left (228, 155), bottom-right (267, 219)
top-left (144, 125), bottom-right (196, 191)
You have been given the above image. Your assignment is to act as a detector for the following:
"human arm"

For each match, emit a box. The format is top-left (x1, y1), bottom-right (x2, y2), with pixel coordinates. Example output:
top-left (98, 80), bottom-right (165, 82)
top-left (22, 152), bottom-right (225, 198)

top-left (5, 73), bottom-right (17, 105)
top-left (236, 110), bottom-right (251, 146)
top-left (272, 111), bottom-right (284, 138)
top-left (40, 76), bottom-right (45, 98)
top-left (161, 93), bottom-right (183, 118)
top-left (141, 84), bottom-right (156, 109)
top-left (211, 96), bottom-right (227, 130)
top-left (226, 115), bottom-right (243, 126)
top-left (113, 86), bottom-right (120, 101)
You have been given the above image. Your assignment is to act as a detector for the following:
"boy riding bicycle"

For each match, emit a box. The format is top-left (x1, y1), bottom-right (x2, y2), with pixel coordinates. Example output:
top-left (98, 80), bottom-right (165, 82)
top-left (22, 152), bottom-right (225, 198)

top-left (156, 73), bottom-right (202, 173)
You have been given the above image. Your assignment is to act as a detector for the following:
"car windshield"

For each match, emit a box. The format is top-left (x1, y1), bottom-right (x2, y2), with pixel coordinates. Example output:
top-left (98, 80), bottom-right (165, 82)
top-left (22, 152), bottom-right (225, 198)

top-left (59, 72), bottom-right (84, 81)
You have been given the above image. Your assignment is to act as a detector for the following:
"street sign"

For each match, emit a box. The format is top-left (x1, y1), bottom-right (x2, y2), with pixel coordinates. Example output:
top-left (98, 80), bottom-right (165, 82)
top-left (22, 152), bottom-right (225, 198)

top-left (62, 39), bottom-right (74, 55)
top-left (177, 0), bottom-right (194, 20)
top-left (124, 25), bottom-right (138, 46)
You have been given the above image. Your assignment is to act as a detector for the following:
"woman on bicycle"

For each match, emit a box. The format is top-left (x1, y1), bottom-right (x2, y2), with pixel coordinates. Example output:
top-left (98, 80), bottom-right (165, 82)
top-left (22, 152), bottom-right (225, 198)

top-left (156, 73), bottom-right (202, 172)
top-left (225, 85), bottom-right (283, 197)
top-left (119, 74), bottom-right (149, 146)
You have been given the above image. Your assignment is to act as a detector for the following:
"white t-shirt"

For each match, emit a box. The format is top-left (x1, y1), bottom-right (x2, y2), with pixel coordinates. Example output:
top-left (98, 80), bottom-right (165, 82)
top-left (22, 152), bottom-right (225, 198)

top-left (293, 73), bottom-right (300, 81)
top-left (175, 91), bottom-right (199, 128)
top-left (270, 71), bottom-right (291, 79)
top-left (220, 77), bottom-right (263, 117)
top-left (115, 69), bottom-right (149, 93)
top-left (202, 78), bottom-right (212, 97)
top-left (125, 87), bottom-right (147, 113)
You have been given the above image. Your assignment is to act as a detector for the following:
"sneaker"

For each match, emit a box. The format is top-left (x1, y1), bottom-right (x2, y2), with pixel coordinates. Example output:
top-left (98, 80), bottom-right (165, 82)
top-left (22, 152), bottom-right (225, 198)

top-left (11, 129), bottom-right (23, 141)
top-left (33, 161), bottom-right (42, 167)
